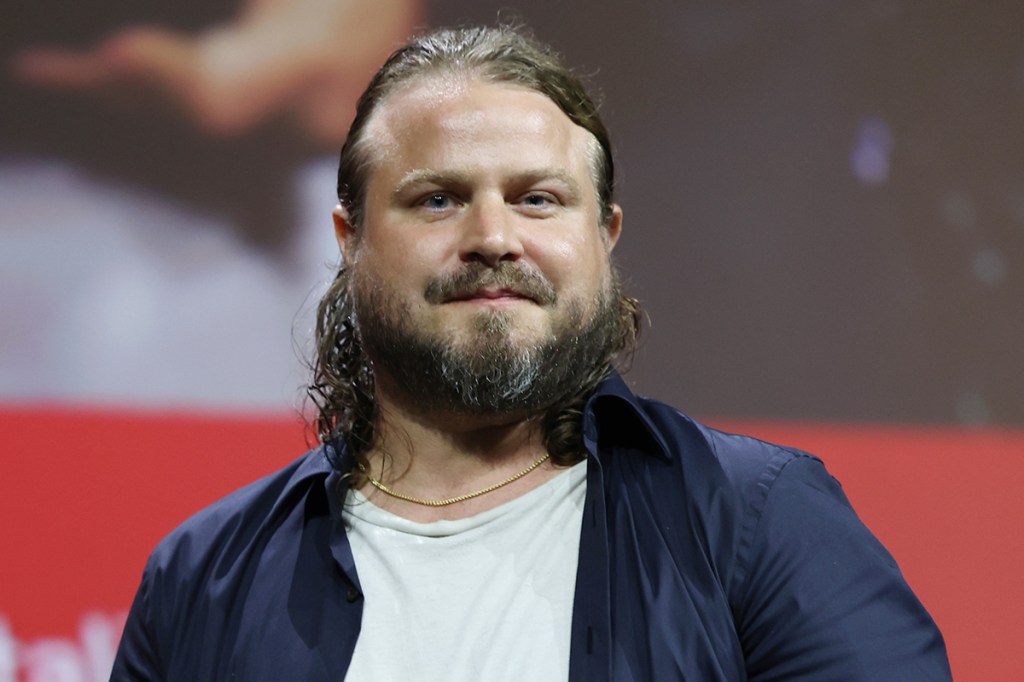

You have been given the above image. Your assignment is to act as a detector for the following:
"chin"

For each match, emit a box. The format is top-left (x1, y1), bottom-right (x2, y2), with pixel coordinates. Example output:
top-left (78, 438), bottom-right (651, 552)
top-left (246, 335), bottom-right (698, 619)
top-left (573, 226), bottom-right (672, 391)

top-left (472, 311), bottom-right (553, 341)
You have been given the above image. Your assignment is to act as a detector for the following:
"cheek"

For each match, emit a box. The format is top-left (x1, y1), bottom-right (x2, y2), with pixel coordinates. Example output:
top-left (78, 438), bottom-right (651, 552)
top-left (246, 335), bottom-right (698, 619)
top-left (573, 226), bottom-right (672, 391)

top-left (360, 233), bottom-right (424, 279)
top-left (547, 239), bottom-right (579, 262)
top-left (545, 232), bottom-right (610, 284)
top-left (357, 235), bottom-right (460, 307)
top-left (365, 218), bottom-right (456, 268)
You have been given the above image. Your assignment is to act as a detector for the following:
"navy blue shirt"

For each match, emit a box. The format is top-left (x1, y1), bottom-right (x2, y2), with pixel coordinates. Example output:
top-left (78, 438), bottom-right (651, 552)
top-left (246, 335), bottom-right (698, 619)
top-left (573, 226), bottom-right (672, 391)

top-left (112, 374), bottom-right (951, 680)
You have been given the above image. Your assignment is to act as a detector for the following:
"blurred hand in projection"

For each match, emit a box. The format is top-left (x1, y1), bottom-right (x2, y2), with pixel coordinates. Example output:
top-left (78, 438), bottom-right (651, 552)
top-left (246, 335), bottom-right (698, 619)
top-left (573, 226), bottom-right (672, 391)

top-left (11, 0), bottom-right (420, 149)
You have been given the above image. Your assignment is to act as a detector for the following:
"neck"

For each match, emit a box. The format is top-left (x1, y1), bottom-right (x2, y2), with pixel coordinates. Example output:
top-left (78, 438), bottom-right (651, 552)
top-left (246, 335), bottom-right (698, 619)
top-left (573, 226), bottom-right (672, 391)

top-left (357, 378), bottom-right (560, 521)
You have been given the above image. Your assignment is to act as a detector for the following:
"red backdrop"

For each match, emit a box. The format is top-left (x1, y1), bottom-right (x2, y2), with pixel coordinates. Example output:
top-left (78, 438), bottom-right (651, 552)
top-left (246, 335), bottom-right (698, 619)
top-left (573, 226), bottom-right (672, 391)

top-left (2, 406), bottom-right (1021, 679)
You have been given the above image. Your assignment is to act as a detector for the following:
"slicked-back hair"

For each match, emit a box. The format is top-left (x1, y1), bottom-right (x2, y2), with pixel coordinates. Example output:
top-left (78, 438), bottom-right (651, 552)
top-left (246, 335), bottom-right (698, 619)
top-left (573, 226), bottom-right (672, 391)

top-left (336, 24), bottom-right (616, 229)
top-left (310, 25), bottom-right (640, 468)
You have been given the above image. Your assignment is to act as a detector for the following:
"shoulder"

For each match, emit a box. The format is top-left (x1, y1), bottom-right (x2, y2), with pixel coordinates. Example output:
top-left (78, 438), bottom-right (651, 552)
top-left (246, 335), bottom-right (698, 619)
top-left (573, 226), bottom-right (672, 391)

top-left (632, 395), bottom-right (821, 501)
top-left (592, 386), bottom-right (951, 675)
top-left (597, 392), bottom-right (837, 583)
top-left (113, 447), bottom-right (336, 678)
top-left (590, 379), bottom-right (829, 536)
top-left (145, 446), bottom-right (334, 584)
top-left (620, 396), bottom-right (866, 577)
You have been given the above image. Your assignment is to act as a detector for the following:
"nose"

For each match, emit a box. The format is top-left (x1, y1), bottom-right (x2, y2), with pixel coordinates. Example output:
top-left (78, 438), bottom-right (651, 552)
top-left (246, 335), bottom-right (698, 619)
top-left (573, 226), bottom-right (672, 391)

top-left (458, 195), bottom-right (524, 266)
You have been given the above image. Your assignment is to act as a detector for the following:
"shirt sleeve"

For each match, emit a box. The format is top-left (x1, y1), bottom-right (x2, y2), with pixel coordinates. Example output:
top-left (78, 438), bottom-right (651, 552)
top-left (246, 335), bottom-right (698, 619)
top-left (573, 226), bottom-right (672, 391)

top-left (110, 561), bottom-right (163, 682)
top-left (734, 454), bottom-right (952, 681)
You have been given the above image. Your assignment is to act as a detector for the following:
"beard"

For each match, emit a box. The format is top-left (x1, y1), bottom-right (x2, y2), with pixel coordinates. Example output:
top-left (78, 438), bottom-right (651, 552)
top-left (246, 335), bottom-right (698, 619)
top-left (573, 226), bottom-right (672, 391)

top-left (348, 261), bottom-right (623, 416)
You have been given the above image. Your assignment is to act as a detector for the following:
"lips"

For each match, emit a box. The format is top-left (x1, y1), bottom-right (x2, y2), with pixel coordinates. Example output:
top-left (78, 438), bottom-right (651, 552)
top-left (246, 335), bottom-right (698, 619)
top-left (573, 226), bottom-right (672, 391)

top-left (447, 287), bottom-right (536, 303)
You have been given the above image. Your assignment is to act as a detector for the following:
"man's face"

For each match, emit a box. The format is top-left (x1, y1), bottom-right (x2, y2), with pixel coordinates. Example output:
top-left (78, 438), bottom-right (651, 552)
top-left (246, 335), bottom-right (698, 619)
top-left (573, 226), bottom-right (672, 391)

top-left (334, 75), bottom-right (623, 414)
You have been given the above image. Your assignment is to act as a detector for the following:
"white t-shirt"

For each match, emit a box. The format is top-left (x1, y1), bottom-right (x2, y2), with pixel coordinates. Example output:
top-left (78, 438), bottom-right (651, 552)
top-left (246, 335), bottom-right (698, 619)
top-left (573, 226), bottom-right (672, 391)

top-left (342, 461), bottom-right (587, 682)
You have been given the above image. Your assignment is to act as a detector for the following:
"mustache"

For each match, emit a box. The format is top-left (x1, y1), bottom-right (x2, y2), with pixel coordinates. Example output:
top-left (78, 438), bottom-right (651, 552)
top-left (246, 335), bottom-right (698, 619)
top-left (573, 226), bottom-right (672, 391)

top-left (423, 263), bottom-right (557, 305)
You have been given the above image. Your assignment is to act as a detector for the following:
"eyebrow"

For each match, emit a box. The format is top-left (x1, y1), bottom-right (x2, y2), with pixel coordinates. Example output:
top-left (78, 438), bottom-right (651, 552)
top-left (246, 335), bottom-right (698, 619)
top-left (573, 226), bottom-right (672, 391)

top-left (393, 169), bottom-right (472, 195)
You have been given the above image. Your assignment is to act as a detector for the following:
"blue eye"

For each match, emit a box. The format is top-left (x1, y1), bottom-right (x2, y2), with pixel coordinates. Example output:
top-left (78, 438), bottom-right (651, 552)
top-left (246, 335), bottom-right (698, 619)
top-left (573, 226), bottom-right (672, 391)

top-left (519, 193), bottom-right (559, 213)
top-left (422, 194), bottom-right (451, 210)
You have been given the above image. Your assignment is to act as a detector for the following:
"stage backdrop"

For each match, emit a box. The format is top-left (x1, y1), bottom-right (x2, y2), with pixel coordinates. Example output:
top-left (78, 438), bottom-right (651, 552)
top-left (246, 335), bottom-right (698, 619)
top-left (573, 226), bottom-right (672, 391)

top-left (3, 1), bottom-right (1022, 679)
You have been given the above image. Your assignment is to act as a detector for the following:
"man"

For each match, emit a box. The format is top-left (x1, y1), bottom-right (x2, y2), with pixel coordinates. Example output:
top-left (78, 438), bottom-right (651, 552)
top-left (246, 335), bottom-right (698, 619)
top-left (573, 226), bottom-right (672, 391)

top-left (112, 25), bottom-right (951, 681)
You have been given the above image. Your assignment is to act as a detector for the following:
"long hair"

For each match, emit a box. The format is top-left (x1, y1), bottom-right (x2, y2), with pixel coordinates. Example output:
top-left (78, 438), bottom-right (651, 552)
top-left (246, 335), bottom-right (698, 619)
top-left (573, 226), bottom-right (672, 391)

top-left (308, 25), bottom-right (641, 469)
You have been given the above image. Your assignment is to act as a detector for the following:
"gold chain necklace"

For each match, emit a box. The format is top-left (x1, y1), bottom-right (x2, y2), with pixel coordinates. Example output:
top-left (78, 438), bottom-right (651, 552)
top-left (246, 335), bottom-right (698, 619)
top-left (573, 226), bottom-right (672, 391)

top-left (357, 452), bottom-right (551, 507)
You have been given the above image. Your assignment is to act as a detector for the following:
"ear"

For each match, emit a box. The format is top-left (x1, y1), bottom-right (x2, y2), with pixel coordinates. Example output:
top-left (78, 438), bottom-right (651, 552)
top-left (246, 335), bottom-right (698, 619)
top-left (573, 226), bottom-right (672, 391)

top-left (604, 203), bottom-right (623, 252)
top-left (332, 204), bottom-right (358, 264)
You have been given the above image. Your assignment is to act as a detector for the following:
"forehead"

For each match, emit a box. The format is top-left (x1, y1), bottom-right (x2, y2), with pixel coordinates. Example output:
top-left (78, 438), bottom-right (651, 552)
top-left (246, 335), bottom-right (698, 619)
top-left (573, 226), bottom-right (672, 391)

top-left (360, 75), bottom-right (599, 186)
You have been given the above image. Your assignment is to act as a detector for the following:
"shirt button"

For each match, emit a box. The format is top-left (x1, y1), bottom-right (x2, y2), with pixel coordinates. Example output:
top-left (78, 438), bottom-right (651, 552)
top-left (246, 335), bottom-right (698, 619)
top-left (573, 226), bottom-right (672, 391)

top-left (346, 586), bottom-right (361, 603)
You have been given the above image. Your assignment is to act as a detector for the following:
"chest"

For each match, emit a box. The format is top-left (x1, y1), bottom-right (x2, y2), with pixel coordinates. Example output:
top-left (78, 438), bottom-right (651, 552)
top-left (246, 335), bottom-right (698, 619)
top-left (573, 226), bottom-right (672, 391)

top-left (165, 462), bottom-right (747, 682)
top-left (342, 488), bottom-right (585, 682)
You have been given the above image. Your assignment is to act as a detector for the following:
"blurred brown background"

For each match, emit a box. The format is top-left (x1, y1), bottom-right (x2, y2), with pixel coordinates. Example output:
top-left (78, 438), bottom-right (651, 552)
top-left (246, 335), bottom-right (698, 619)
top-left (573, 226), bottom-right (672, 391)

top-left (3, 0), bottom-right (1021, 422)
